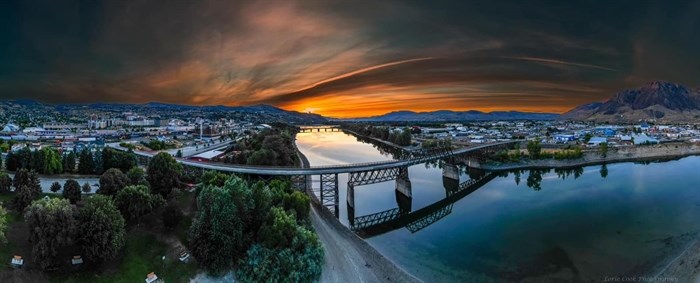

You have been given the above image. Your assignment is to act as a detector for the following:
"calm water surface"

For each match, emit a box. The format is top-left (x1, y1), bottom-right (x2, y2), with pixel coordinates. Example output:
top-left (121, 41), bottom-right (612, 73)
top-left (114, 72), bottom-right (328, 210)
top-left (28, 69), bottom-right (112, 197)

top-left (296, 131), bottom-right (700, 282)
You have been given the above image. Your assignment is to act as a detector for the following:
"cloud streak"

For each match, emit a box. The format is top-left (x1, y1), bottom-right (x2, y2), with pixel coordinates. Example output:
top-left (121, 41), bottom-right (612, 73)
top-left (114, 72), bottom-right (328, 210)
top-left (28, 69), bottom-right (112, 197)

top-left (502, 56), bottom-right (618, 72)
top-left (0, 0), bottom-right (699, 117)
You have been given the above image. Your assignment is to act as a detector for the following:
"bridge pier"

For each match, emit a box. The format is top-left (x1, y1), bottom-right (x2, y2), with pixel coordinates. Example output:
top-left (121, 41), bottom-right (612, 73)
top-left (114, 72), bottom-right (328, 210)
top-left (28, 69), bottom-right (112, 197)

top-left (442, 176), bottom-right (459, 196)
top-left (466, 156), bottom-right (481, 168)
top-left (395, 189), bottom-right (412, 213)
top-left (347, 184), bottom-right (355, 226)
top-left (442, 163), bottom-right (460, 181)
top-left (395, 176), bottom-right (412, 198)
top-left (320, 174), bottom-right (339, 217)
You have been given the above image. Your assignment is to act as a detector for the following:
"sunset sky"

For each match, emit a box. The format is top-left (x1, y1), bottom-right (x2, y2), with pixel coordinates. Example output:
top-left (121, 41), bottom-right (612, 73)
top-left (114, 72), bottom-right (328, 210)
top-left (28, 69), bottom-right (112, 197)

top-left (1, 0), bottom-right (699, 117)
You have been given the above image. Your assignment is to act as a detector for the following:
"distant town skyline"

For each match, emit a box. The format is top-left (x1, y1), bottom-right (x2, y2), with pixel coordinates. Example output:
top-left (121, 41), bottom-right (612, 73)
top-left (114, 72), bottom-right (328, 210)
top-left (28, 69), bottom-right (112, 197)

top-left (1, 0), bottom-right (699, 117)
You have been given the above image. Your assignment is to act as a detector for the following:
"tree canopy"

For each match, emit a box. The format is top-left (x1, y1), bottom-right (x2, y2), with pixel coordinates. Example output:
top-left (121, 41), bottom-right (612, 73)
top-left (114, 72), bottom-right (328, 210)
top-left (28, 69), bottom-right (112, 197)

top-left (78, 195), bottom-right (126, 262)
top-left (188, 176), bottom-right (322, 281)
top-left (0, 205), bottom-right (7, 244)
top-left (63, 179), bottom-right (82, 204)
top-left (99, 168), bottom-right (130, 196)
top-left (114, 185), bottom-right (164, 221)
top-left (0, 172), bottom-right (11, 193)
top-left (24, 198), bottom-right (78, 270)
top-left (146, 152), bottom-right (182, 198)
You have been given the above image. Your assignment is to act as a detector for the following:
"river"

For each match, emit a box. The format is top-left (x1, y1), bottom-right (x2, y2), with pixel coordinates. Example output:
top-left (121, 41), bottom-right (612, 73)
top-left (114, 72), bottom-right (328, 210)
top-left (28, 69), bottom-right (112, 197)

top-left (295, 130), bottom-right (700, 282)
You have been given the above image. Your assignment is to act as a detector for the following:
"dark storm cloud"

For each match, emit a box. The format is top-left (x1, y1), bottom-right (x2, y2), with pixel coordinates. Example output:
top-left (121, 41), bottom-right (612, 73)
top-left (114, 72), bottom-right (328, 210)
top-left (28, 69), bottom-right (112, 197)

top-left (0, 0), bottom-right (699, 116)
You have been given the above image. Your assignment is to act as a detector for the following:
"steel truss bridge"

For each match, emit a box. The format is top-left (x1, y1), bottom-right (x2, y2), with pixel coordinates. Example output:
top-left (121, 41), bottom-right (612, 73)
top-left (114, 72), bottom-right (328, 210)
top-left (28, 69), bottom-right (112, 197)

top-left (350, 172), bottom-right (498, 238)
top-left (120, 140), bottom-right (516, 216)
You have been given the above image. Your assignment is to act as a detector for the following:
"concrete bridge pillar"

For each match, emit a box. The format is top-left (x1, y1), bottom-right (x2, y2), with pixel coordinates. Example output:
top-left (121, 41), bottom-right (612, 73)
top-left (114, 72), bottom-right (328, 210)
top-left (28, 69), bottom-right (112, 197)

top-left (395, 189), bottom-right (412, 213)
top-left (346, 184), bottom-right (355, 210)
top-left (467, 156), bottom-right (481, 168)
top-left (395, 176), bottom-right (412, 198)
top-left (442, 163), bottom-right (460, 181)
top-left (442, 176), bottom-right (459, 196)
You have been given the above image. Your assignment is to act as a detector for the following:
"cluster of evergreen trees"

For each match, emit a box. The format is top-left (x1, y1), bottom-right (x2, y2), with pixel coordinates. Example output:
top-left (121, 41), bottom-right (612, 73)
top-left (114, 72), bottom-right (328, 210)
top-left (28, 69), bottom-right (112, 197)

top-left (5, 147), bottom-right (136, 175)
top-left (1, 151), bottom-right (180, 271)
top-left (190, 173), bottom-right (323, 282)
top-left (222, 126), bottom-right (298, 167)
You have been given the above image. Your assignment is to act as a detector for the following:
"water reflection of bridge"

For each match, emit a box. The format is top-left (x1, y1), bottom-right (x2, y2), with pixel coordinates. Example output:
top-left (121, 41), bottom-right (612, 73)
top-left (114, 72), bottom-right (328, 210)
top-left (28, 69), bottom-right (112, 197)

top-left (349, 165), bottom-right (497, 238)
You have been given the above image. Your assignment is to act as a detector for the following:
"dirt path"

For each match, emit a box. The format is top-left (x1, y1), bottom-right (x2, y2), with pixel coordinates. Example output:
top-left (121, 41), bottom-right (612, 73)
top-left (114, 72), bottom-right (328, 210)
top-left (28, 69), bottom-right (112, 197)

top-left (310, 204), bottom-right (421, 283)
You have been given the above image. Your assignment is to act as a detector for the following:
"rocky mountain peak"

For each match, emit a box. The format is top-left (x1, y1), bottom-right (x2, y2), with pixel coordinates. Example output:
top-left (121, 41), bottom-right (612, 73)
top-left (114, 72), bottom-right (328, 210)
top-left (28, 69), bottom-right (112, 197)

top-left (563, 81), bottom-right (700, 122)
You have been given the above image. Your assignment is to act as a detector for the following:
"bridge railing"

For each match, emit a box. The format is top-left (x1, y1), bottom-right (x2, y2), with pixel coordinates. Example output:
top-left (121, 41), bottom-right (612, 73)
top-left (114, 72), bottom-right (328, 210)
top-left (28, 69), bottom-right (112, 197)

top-left (126, 141), bottom-right (516, 171)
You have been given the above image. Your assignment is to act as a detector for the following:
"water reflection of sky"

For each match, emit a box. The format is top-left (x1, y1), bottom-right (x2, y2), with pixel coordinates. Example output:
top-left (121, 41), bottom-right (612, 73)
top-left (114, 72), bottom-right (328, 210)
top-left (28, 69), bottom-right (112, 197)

top-left (296, 132), bottom-right (700, 282)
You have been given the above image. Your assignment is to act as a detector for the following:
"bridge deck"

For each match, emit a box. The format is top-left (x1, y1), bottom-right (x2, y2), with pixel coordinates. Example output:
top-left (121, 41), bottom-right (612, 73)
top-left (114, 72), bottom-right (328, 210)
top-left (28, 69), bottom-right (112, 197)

top-left (117, 141), bottom-right (515, 176)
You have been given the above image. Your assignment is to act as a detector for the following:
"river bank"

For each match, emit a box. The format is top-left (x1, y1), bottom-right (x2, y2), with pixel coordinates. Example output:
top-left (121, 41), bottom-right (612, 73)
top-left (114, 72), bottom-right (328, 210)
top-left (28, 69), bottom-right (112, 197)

top-left (478, 143), bottom-right (700, 171)
top-left (295, 142), bottom-right (421, 283)
top-left (341, 129), bottom-right (410, 151)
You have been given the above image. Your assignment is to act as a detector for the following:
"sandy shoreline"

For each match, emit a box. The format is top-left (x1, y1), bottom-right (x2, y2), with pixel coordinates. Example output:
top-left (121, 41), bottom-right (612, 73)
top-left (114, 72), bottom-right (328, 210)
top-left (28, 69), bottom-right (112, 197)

top-left (295, 143), bottom-right (422, 283)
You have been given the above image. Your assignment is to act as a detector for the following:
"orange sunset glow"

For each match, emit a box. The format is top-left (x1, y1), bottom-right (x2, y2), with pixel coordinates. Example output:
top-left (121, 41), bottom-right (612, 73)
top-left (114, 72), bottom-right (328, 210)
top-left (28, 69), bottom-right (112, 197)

top-left (2, 1), bottom-right (700, 118)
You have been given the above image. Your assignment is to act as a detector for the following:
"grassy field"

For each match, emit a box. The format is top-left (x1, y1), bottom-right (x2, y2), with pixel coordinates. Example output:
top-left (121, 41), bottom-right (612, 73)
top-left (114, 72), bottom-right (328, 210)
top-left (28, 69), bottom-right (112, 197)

top-left (0, 190), bottom-right (200, 283)
top-left (52, 232), bottom-right (199, 283)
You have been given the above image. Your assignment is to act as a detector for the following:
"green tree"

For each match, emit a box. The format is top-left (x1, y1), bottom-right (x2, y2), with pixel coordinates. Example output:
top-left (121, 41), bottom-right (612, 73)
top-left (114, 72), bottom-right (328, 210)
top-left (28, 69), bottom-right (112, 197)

top-left (126, 167), bottom-right (148, 187)
top-left (176, 149), bottom-right (183, 158)
top-left (62, 152), bottom-right (77, 173)
top-left (13, 168), bottom-right (41, 195)
top-left (78, 195), bottom-right (126, 262)
top-left (99, 168), bottom-right (130, 196)
top-left (188, 184), bottom-right (244, 272)
top-left (0, 172), bottom-right (11, 193)
top-left (41, 147), bottom-right (63, 175)
top-left (146, 152), bottom-right (182, 198)
top-left (0, 205), bottom-right (7, 243)
top-left (599, 142), bottom-right (609, 158)
top-left (281, 191), bottom-right (310, 222)
top-left (13, 186), bottom-right (36, 212)
top-left (63, 179), bottom-right (82, 204)
top-left (583, 133), bottom-right (593, 143)
top-left (238, 207), bottom-right (323, 283)
top-left (5, 151), bottom-right (18, 171)
top-left (527, 140), bottom-right (542, 159)
top-left (114, 185), bottom-right (164, 221)
top-left (78, 148), bottom-right (95, 174)
top-left (50, 181), bottom-right (61, 193)
top-left (82, 182), bottom-right (92, 194)
top-left (24, 198), bottom-right (78, 270)
top-left (246, 149), bottom-right (276, 166)
top-left (199, 171), bottom-right (230, 187)
top-left (102, 147), bottom-right (137, 173)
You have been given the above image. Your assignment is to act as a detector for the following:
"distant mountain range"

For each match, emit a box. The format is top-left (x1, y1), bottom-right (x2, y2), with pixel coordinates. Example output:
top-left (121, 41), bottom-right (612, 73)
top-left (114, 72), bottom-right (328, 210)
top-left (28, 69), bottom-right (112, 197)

top-left (562, 81), bottom-right (700, 122)
top-left (345, 110), bottom-right (559, 122)
top-left (7, 81), bottom-right (700, 124)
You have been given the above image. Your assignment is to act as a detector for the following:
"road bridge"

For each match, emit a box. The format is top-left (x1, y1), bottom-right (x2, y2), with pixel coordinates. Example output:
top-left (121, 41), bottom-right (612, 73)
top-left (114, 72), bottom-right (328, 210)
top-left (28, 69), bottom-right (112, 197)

top-left (114, 140), bottom-right (515, 216)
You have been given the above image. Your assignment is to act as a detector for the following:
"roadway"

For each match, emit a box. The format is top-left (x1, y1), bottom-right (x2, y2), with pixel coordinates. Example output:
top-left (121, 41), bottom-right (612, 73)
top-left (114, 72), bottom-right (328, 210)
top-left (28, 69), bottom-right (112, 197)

top-left (112, 141), bottom-right (516, 176)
